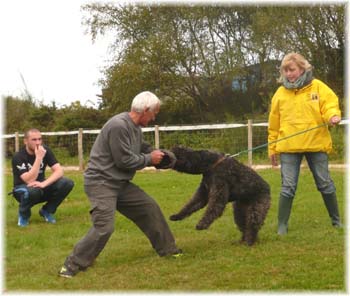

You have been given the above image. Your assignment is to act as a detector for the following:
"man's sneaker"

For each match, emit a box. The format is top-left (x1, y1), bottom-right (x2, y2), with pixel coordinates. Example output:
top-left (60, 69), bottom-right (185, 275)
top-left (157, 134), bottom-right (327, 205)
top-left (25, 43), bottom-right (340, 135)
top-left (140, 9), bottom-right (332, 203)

top-left (58, 265), bottom-right (77, 278)
top-left (17, 215), bottom-right (29, 227)
top-left (39, 208), bottom-right (56, 224)
top-left (171, 249), bottom-right (183, 259)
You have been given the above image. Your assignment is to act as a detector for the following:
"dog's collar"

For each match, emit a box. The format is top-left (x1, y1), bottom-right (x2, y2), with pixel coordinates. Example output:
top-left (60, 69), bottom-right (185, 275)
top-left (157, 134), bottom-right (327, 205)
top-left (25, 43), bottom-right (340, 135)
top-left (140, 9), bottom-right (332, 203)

top-left (210, 156), bottom-right (226, 171)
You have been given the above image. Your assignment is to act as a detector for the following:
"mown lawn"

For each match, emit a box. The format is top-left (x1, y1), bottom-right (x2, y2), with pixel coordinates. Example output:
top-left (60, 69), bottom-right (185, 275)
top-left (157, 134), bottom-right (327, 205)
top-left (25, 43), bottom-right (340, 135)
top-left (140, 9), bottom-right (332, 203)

top-left (3, 168), bottom-right (346, 292)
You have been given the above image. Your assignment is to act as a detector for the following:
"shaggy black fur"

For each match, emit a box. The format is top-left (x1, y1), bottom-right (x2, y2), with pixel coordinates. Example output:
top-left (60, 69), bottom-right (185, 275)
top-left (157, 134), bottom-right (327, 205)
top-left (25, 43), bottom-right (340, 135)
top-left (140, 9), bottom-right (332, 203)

top-left (170, 146), bottom-right (271, 246)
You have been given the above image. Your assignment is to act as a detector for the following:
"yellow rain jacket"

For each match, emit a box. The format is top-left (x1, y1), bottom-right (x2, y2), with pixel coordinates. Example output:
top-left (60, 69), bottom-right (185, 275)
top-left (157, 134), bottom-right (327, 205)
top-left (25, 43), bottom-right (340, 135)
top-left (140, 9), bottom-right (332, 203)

top-left (268, 79), bottom-right (341, 156)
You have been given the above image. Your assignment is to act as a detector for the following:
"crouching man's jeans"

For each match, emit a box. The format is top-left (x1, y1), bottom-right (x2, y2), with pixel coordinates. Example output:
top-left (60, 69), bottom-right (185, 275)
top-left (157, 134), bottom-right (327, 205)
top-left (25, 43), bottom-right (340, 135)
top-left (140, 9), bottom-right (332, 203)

top-left (13, 177), bottom-right (74, 219)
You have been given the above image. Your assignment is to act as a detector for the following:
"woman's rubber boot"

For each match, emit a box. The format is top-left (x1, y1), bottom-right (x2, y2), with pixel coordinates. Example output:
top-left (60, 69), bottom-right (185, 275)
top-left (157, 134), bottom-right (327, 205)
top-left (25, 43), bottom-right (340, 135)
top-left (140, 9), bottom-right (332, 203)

top-left (321, 193), bottom-right (342, 228)
top-left (277, 196), bottom-right (294, 235)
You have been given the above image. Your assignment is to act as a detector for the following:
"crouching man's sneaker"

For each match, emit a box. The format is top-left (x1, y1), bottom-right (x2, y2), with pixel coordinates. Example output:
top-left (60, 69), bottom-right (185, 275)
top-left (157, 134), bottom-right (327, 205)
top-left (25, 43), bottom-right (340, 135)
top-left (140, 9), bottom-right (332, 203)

top-left (39, 208), bottom-right (56, 224)
top-left (18, 215), bottom-right (29, 227)
top-left (58, 265), bottom-right (78, 278)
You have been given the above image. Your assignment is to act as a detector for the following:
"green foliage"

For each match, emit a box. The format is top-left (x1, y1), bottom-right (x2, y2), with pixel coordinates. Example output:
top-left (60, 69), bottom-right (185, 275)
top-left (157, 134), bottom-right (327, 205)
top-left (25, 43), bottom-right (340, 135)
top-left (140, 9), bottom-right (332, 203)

top-left (4, 169), bottom-right (345, 291)
top-left (54, 101), bottom-right (108, 131)
top-left (3, 97), bottom-right (109, 134)
top-left (329, 125), bottom-right (346, 162)
top-left (5, 96), bottom-right (62, 133)
top-left (5, 96), bottom-right (36, 133)
top-left (29, 102), bottom-right (58, 131)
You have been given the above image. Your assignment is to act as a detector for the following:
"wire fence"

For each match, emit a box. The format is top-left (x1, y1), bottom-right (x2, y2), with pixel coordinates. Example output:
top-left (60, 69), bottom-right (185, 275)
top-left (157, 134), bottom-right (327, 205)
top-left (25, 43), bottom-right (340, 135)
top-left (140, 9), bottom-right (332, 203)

top-left (3, 119), bottom-right (347, 170)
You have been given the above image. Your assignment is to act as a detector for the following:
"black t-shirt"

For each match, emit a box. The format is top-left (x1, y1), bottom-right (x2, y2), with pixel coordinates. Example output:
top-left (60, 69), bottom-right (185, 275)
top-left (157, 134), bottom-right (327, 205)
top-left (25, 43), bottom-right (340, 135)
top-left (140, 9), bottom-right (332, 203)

top-left (12, 145), bottom-right (58, 186)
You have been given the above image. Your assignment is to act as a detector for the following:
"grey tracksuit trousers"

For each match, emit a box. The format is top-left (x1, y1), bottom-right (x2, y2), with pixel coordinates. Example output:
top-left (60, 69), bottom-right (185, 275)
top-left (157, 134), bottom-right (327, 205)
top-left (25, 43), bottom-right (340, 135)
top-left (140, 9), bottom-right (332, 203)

top-left (64, 181), bottom-right (178, 271)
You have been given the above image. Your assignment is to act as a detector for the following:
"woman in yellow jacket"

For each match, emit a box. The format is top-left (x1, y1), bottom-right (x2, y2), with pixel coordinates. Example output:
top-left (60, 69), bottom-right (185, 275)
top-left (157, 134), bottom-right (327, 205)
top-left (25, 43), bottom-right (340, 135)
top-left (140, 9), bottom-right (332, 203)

top-left (268, 52), bottom-right (342, 235)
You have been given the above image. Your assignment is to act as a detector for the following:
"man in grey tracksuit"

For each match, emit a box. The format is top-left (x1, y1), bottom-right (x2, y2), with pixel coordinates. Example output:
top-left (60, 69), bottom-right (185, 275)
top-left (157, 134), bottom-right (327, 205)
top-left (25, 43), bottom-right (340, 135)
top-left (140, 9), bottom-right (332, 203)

top-left (59, 91), bottom-right (182, 278)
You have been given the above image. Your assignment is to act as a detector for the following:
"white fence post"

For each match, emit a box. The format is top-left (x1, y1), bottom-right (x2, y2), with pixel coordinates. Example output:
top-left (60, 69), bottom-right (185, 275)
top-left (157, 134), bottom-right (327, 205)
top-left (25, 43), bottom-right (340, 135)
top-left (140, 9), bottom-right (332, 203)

top-left (154, 125), bottom-right (160, 149)
top-left (247, 119), bottom-right (253, 167)
top-left (15, 132), bottom-right (20, 152)
top-left (78, 128), bottom-right (84, 171)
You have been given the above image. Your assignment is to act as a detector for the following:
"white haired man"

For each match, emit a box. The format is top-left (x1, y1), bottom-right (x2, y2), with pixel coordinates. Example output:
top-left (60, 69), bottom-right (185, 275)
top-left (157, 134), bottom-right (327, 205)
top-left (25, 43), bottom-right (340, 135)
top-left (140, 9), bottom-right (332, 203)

top-left (59, 91), bottom-right (182, 278)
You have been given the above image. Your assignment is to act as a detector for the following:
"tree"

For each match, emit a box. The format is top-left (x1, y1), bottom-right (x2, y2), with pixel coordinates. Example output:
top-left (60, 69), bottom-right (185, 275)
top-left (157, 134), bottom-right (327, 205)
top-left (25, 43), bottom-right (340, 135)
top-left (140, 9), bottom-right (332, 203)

top-left (4, 96), bottom-right (36, 133)
top-left (82, 4), bottom-right (345, 123)
top-left (29, 102), bottom-right (58, 131)
top-left (292, 6), bottom-right (344, 97)
top-left (54, 101), bottom-right (108, 130)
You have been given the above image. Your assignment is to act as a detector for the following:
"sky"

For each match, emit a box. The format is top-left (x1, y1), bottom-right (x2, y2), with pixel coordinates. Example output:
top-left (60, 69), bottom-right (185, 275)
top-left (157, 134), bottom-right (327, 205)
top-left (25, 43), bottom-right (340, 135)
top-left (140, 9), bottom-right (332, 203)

top-left (0, 0), bottom-right (113, 108)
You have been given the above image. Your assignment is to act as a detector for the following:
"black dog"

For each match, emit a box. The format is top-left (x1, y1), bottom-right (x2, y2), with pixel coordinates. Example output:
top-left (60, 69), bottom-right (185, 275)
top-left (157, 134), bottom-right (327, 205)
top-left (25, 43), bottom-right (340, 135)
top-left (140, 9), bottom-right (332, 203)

top-left (169, 146), bottom-right (270, 246)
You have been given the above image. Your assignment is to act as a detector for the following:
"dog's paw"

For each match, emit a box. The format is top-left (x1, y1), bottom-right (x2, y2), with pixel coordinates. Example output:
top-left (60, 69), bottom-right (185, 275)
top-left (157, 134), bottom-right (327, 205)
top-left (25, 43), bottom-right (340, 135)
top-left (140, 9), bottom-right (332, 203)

top-left (238, 237), bottom-right (256, 247)
top-left (169, 214), bottom-right (181, 221)
top-left (195, 223), bottom-right (208, 230)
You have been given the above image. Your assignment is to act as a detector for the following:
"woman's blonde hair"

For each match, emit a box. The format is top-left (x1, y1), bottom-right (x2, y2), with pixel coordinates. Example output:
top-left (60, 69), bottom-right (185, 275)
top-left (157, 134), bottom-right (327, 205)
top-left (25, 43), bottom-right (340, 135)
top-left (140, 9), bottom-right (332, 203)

top-left (278, 53), bottom-right (313, 82)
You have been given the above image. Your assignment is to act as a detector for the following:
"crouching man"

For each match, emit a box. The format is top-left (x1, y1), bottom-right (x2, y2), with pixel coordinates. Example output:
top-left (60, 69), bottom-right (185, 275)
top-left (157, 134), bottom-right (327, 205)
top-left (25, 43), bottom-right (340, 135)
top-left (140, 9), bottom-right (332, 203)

top-left (11, 128), bottom-right (74, 227)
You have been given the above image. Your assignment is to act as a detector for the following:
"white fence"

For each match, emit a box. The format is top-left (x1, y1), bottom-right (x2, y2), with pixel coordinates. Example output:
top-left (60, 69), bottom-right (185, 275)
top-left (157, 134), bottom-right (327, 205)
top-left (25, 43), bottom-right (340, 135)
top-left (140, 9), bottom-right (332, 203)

top-left (3, 120), bottom-right (348, 170)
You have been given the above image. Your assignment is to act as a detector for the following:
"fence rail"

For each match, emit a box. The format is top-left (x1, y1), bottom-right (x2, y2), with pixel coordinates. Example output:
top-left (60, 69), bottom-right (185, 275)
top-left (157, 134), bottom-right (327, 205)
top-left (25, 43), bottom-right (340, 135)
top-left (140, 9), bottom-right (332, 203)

top-left (3, 120), bottom-right (348, 170)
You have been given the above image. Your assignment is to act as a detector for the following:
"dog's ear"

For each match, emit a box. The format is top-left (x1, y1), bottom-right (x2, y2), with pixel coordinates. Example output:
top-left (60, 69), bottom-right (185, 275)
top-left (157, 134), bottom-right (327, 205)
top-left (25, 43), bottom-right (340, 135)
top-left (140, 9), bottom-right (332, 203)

top-left (171, 145), bottom-right (179, 153)
top-left (171, 145), bottom-right (185, 155)
top-left (171, 145), bottom-right (194, 154)
top-left (154, 149), bottom-right (177, 169)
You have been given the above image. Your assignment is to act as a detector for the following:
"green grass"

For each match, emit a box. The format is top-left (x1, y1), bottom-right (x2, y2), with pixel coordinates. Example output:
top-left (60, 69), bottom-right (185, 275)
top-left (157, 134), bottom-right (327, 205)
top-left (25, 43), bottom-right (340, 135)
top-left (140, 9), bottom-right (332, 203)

top-left (4, 169), bottom-right (346, 292)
